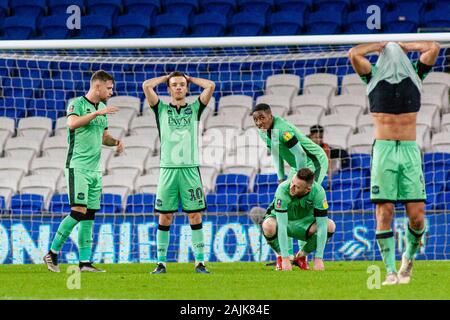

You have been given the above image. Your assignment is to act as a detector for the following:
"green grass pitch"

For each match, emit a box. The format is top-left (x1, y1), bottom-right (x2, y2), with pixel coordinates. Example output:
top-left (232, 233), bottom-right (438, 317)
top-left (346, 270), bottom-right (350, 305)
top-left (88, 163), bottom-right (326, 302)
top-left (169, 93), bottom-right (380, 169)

top-left (1, 261), bottom-right (449, 300)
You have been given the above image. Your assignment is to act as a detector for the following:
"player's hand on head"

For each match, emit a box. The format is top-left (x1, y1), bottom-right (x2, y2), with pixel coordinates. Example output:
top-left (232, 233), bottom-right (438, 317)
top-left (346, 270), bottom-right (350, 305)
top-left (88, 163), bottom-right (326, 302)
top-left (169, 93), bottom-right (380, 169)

top-left (281, 257), bottom-right (292, 271)
top-left (378, 42), bottom-right (388, 52)
top-left (313, 257), bottom-right (325, 271)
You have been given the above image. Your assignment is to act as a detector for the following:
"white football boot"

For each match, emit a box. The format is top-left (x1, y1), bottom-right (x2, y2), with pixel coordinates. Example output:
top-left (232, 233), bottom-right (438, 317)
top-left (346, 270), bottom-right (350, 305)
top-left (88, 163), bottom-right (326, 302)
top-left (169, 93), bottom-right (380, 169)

top-left (398, 253), bottom-right (413, 284)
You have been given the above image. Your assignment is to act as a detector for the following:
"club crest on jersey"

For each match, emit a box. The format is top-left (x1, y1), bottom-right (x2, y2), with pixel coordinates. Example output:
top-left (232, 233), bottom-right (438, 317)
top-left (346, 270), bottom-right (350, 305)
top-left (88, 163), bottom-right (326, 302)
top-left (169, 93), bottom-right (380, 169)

top-left (276, 199), bottom-right (282, 208)
top-left (283, 131), bottom-right (293, 141)
top-left (323, 199), bottom-right (329, 209)
top-left (77, 193), bottom-right (85, 200)
top-left (185, 107), bottom-right (192, 115)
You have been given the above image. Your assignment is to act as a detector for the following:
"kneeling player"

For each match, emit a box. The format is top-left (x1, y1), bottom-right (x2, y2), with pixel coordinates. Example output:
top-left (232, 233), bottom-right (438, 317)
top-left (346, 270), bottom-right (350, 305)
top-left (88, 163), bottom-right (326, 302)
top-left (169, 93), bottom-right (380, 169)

top-left (262, 168), bottom-right (335, 271)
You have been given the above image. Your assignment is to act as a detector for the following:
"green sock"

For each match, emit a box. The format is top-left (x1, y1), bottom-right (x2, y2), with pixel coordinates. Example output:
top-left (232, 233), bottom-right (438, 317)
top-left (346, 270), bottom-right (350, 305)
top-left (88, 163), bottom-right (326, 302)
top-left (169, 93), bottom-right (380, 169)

top-left (405, 226), bottom-right (425, 260)
top-left (156, 225), bottom-right (170, 263)
top-left (191, 224), bottom-right (205, 263)
top-left (302, 234), bottom-right (317, 254)
top-left (376, 230), bottom-right (397, 273)
top-left (288, 237), bottom-right (294, 256)
top-left (78, 220), bottom-right (94, 262)
top-left (50, 214), bottom-right (79, 253)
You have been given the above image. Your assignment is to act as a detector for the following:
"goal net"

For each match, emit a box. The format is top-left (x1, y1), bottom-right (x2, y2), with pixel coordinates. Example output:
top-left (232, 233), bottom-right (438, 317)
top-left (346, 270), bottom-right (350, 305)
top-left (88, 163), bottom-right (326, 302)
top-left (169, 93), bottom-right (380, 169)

top-left (0, 35), bottom-right (449, 264)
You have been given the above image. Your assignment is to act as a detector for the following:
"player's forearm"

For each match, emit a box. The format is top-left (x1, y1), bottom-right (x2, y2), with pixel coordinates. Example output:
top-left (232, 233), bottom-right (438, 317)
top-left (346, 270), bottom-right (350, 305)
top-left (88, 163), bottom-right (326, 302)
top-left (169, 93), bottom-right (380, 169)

top-left (142, 75), bottom-right (169, 90)
top-left (275, 211), bottom-right (290, 258)
top-left (290, 143), bottom-right (307, 170)
top-left (67, 112), bottom-right (99, 130)
top-left (315, 216), bottom-right (328, 259)
top-left (349, 42), bottom-right (384, 57)
top-left (188, 76), bottom-right (215, 90)
top-left (399, 41), bottom-right (439, 53)
top-left (102, 134), bottom-right (120, 146)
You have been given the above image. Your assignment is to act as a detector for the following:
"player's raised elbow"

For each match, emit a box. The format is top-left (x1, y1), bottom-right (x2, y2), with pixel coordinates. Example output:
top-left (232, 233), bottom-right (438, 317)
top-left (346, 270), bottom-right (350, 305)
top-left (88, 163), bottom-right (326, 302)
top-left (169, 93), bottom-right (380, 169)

top-left (348, 47), bottom-right (357, 61)
top-left (430, 41), bottom-right (440, 54)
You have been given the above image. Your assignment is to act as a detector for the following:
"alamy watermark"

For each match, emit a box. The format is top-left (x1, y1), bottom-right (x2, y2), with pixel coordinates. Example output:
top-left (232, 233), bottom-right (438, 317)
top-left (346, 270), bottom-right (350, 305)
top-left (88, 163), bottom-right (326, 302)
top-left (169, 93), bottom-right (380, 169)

top-left (66, 265), bottom-right (81, 290)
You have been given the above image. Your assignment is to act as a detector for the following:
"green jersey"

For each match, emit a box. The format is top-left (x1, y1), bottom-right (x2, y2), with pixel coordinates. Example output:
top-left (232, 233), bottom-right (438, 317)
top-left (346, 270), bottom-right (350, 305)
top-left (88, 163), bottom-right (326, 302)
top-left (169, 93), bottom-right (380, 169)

top-left (65, 96), bottom-right (108, 172)
top-left (152, 98), bottom-right (206, 168)
top-left (258, 116), bottom-right (327, 174)
top-left (270, 179), bottom-right (328, 220)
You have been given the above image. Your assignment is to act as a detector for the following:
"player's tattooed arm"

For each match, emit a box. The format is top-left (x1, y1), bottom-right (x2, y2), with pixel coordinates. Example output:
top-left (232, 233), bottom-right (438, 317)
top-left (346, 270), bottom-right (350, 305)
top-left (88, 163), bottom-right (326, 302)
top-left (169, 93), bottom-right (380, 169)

top-left (142, 75), bottom-right (170, 107)
top-left (186, 75), bottom-right (216, 106)
top-left (102, 130), bottom-right (124, 154)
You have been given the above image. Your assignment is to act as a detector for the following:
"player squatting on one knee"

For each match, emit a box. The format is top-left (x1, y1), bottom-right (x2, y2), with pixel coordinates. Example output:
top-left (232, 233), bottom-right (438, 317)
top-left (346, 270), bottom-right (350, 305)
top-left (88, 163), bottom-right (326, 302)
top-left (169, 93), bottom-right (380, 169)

top-left (261, 168), bottom-right (336, 271)
top-left (349, 41), bottom-right (440, 285)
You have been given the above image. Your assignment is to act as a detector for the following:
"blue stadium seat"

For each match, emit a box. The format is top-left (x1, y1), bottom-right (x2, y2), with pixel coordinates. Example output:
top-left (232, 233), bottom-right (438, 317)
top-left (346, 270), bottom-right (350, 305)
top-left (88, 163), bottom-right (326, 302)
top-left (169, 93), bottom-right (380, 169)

top-left (239, 0), bottom-right (274, 16)
top-left (124, 0), bottom-right (160, 18)
top-left (0, 98), bottom-right (27, 118)
top-left (275, 0), bottom-right (311, 13)
top-left (153, 13), bottom-right (189, 37)
top-left (0, 196), bottom-right (5, 213)
top-left (423, 9), bottom-right (450, 29)
top-left (215, 174), bottom-right (249, 194)
top-left (113, 14), bottom-right (151, 38)
top-left (359, 190), bottom-right (375, 211)
top-left (10, 0), bottom-right (46, 17)
top-left (326, 190), bottom-right (358, 211)
top-left (350, 153), bottom-right (371, 170)
top-left (331, 169), bottom-right (368, 191)
top-left (267, 11), bottom-right (304, 35)
top-left (315, 0), bottom-right (350, 13)
top-left (75, 14), bottom-right (113, 39)
top-left (229, 12), bottom-right (266, 36)
top-left (206, 193), bottom-right (238, 212)
top-left (0, 0), bottom-right (7, 19)
top-left (2, 16), bottom-right (37, 40)
top-left (353, 0), bottom-right (391, 12)
top-left (253, 174), bottom-right (278, 194)
top-left (444, 192), bottom-right (450, 210)
top-left (49, 194), bottom-right (71, 214)
top-left (344, 10), bottom-right (380, 34)
top-left (383, 10), bottom-right (420, 33)
top-left (238, 193), bottom-right (273, 212)
top-left (162, 0), bottom-right (198, 17)
top-left (201, 0), bottom-right (236, 18)
top-left (190, 12), bottom-right (227, 37)
top-left (125, 194), bottom-right (156, 213)
top-left (86, 0), bottom-right (122, 19)
top-left (10, 194), bottom-right (44, 215)
top-left (28, 100), bottom-right (66, 120)
top-left (38, 15), bottom-right (73, 39)
top-left (48, 0), bottom-right (85, 15)
top-left (99, 194), bottom-right (122, 214)
top-left (305, 11), bottom-right (342, 35)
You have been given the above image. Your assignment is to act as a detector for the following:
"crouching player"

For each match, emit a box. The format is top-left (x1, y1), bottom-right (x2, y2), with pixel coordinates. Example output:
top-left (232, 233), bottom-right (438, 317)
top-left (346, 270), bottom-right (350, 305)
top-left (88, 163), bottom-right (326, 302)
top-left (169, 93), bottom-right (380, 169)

top-left (262, 168), bottom-right (335, 271)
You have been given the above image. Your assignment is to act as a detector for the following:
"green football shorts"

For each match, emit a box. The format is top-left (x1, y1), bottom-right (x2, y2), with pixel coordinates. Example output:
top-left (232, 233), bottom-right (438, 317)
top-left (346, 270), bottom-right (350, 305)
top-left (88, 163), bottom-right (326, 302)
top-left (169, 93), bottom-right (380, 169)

top-left (370, 140), bottom-right (426, 203)
top-left (155, 167), bottom-right (206, 213)
top-left (64, 168), bottom-right (102, 210)
top-left (264, 210), bottom-right (316, 242)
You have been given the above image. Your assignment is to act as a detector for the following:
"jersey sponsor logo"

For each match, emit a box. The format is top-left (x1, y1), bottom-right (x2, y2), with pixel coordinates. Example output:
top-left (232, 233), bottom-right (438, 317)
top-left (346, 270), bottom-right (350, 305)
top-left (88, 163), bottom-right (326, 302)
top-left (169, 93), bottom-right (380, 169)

top-left (156, 199), bottom-right (163, 207)
top-left (322, 199), bottom-right (329, 210)
top-left (77, 192), bottom-right (85, 200)
top-left (184, 107), bottom-right (192, 115)
top-left (282, 131), bottom-right (293, 141)
top-left (276, 199), bottom-right (282, 209)
top-left (168, 116), bottom-right (192, 127)
top-left (372, 186), bottom-right (380, 195)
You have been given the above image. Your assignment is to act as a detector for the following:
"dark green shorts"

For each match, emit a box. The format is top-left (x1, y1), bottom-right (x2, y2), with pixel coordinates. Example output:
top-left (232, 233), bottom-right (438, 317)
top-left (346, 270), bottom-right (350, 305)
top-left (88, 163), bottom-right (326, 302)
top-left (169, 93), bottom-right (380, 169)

top-left (371, 140), bottom-right (426, 203)
top-left (155, 167), bottom-right (206, 213)
top-left (64, 168), bottom-right (102, 210)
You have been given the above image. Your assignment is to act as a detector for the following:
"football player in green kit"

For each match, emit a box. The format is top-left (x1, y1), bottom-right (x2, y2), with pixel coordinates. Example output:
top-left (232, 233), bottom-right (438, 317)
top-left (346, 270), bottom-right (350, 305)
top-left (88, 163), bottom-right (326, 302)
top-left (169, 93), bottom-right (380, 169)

top-left (43, 70), bottom-right (124, 273)
top-left (262, 168), bottom-right (336, 271)
top-left (252, 103), bottom-right (329, 270)
top-left (143, 72), bottom-right (215, 274)
top-left (349, 41), bottom-right (439, 285)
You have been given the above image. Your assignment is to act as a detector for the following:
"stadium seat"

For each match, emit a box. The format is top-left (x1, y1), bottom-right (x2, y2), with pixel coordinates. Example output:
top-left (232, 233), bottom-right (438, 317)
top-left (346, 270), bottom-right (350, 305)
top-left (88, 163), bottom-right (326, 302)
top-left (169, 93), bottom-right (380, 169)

top-left (48, 0), bottom-right (84, 15)
top-left (124, 0), bottom-right (160, 17)
top-left (99, 194), bottom-right (122, 213)
top-left (315, 0), bottom-right (350, 13)
top-left (125, 193), bottom-right (155, 213)
top-left (239, 0), bottom-right (274, 16)
top-left (265, 74), bottom-right (300, 101)
top-left (206, 193), bottom-right (238, 212)
top-left (4, 136), bottom-right (41, 160)
top-left (342, 73), bottom-right (367, 96)
top-left (283, 114), bottom-right (320, 134)
top-left (42, 136), bottom-right (67, 159)
top-left (255, 94), bottom-right (290, 116)
top-left (326, 190), bottom-right (358, 211)
top-left (10, 0), bottom-right (46, 17)
top-left (75, 14), bottom-right (113, 39)
top-left (0, 131), bottom-right (9, 156)
top-left (122, 135), bottom-right (154, 159)
top-left (222, 154), bottom-right (258, 179)
top-left (218, 94), bottom-right (253, 118)
top-left (30, 157), bottom-right (64, 179)
top-left (0, 171), bottom-right (22, 209)
top-left (107, 154), bottom-right (145, 178)
top-left (134, 174), bottom-right (158, 194)
top-left (2, 15), bottom-right (37, 40)
top-left (86, 0), bottom-right (122, 18)
top-left (162, 0), bottom-right (199, 17)
top-left (38, 15), bottom-right (73, 39)
top-left (423, 8), bottom-right (450, 29)
top-left (344, 10), bottom-right (380, 34)
top-left (144, 156), bottom-right (160, 174)
top-left (303, 73), bottom-right (337, 102)
top-left (347, 132), bottom-right (373, 154)
top-left (10, 194), bottom-right (44, 214)
top-left (268, 11), bottom-right (304, 36)
top-left (108, 109), bottom-right (136, 133)
top-left (153, 13), bottom-right (190, 37)
top-left (320, 113), bottom-right (355, 139)
top-left (383, 9), bottom-right (420, 33)
top-left (215, 174), bottom-right (249, 194)
top-left (113, 14), bottom-right (151, 38)
top-left (201, 144), bottom-right (227, 170)
top-left (353, 0), bottom-right (390, 12)
top-left (291, 94), bottom-right (328, 120)
top-left (0, 0), bottom-right (8, 19)
top-left (431, 132), bottom-right (450, 153)
top-left (102, 174), bottom-right (136, 206)
top-left (201, 0), bottom-right (237, 18)
top-left (305, 11), bottom-right (342, 35)
top-left (417, 107), bottom-right (436, 133)
top-left (199, 165), bottom-right (218, 193)
top-left (275, 0), bottom-right (311, 13)
top-left (238, 193), bottom-right (273, 211)
top-left (130, 115), bottom-right (158, 136)
top-left (49, 194), bottom-right (71, 214)
top-left (441, 114), bottom-right (450, 132)
top-left (191, 12), bottom-right (227, 37)
top-left (330, 94), bottom-right (367, 117)
top-left (253, 173), bottom-right (278, 194)
top-left (17, 117), bottom-right (52, 143)
top-left (229, 12), bottom-right (266, 36)
top-left (204, 114), bottom-right (241, 131)
top-left (0, 117), bottom-right (15, 137)
top-left (0, 156), bottom-right (30, 178)
top-left (19, 174), bottom-right (58, 210)
top-left (357, 113), bottom-right (373, 134)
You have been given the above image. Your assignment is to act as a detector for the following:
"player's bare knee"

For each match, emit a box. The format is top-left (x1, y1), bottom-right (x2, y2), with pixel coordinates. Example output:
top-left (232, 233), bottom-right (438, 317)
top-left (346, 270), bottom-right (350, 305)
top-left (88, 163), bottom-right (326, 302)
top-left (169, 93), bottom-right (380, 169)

top-left (327, 219), bottom-right (336, 233)
top-left (72, 206), bottom-right (87, 214)
top-left (158, 213), bottom-right (173, 226)
top-left (187, 212), bottom-right (202, 225)
top-left (376, 203), bottom-right (394, 225)
top-left (262, 218), bottom-right (276, 237)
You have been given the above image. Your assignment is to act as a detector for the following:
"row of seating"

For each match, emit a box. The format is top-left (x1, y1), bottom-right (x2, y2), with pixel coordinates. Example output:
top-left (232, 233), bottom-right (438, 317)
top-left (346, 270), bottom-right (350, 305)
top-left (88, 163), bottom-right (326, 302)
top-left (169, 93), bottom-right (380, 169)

top-left (0, 0), bottom-right (449, 39)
